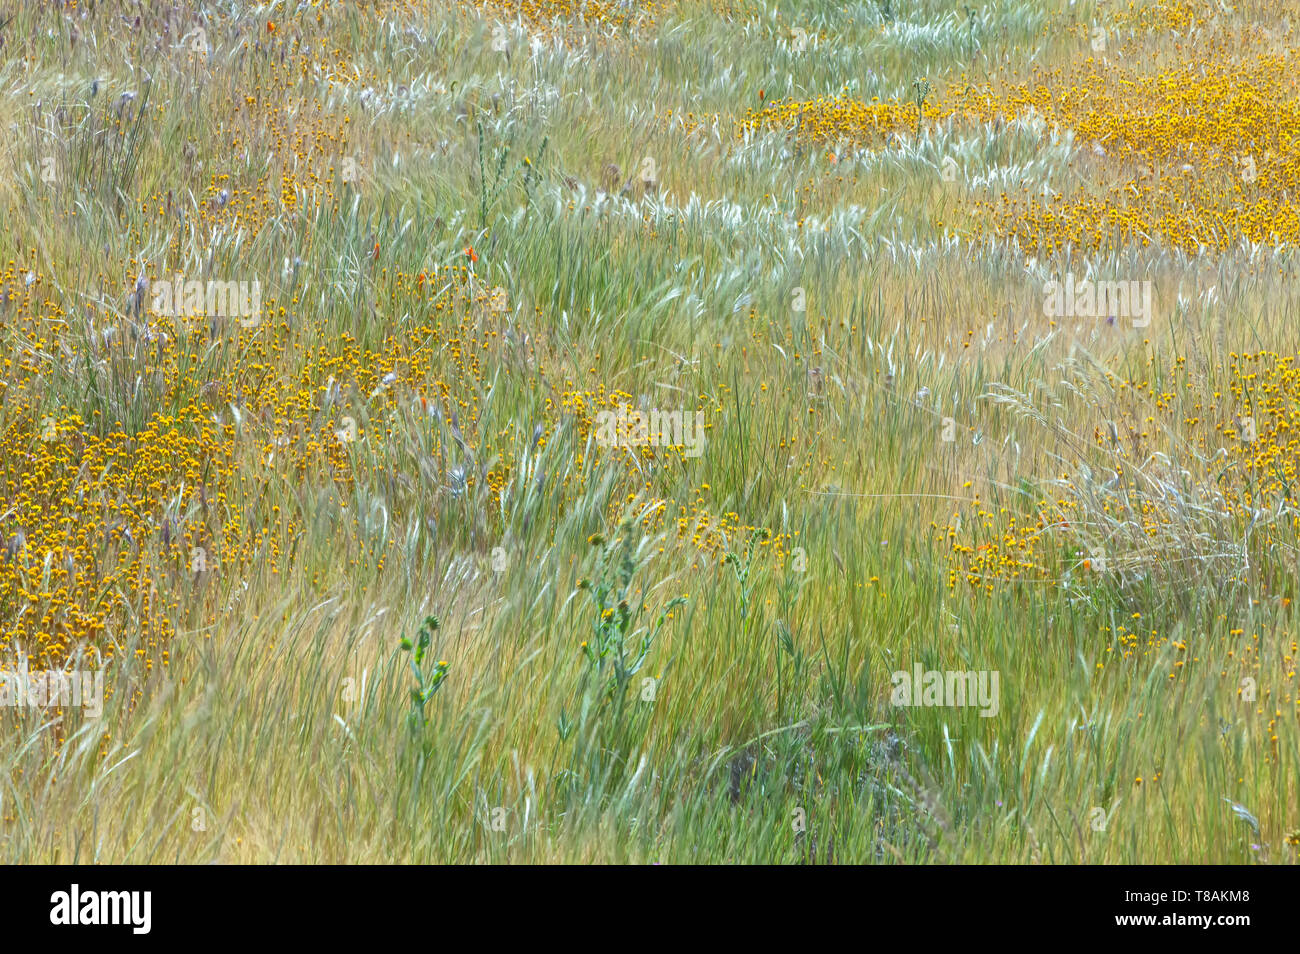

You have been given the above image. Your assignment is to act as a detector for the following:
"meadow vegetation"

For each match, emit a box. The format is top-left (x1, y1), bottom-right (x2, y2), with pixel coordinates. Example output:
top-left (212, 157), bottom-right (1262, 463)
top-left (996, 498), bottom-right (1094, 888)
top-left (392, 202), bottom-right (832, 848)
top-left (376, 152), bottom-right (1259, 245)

top-left (1, 0), bottom-right (1297, 863)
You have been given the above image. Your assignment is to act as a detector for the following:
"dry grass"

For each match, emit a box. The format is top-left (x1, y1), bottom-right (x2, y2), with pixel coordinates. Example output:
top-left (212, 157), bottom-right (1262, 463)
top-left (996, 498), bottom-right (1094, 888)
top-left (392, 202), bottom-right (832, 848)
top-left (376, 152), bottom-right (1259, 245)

top-left (0, 0), bottom-right (1297, 863)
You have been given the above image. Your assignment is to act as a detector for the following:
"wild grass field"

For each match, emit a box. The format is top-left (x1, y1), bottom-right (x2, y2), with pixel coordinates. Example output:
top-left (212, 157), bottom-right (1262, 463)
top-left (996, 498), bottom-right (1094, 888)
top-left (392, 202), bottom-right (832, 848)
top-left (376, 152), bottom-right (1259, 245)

top-left (1, 0), bottom-right (1298, 864)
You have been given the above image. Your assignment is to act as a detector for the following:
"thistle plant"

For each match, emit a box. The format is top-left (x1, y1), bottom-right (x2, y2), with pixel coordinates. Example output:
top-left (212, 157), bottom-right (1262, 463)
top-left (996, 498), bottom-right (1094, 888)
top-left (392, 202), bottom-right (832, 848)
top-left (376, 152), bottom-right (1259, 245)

top-left (400, 614), bottom-right (450, 736)
top-left (475, 120), bottom-right (549, 231)
top-left (964, 6), bottom-right (981, 57)
top-left (723, 527), bottom-right (770, 623)
top-left (576, 526), bottom-right (685, 712)
top-left (912, 78), bottom-right (931, 135)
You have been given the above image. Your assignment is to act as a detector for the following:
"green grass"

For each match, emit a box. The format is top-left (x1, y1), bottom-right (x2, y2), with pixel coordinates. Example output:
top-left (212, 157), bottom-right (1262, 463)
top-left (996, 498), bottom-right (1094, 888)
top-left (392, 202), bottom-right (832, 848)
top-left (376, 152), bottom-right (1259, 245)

top-left (0, 0), bottom-right (1297, 863)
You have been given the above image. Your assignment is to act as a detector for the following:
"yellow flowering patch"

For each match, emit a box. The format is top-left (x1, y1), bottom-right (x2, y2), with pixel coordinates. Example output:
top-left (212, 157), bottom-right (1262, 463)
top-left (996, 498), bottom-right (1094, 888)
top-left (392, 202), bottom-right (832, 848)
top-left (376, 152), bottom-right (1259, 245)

top-left (737, 11), bottom-right (1300, 254)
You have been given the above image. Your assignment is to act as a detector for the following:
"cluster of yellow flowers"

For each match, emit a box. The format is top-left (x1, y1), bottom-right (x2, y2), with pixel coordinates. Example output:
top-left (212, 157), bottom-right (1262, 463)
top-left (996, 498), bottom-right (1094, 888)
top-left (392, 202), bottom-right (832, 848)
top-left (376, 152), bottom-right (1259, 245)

top-left (945, 352), bottom-right (1300, 590)
top-left (468, 0), bottom-right (670, 31)
top-left (738, 6), bottom-right (1298, 254)
top-left (940, 352), bottom-right (1300, 747)
top-left (1112, 0), bottom-right (1201, 32)
top-left (465, 0), bottom-right (757, 33)
top-left (0, 253), bottom-right (538, 675)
